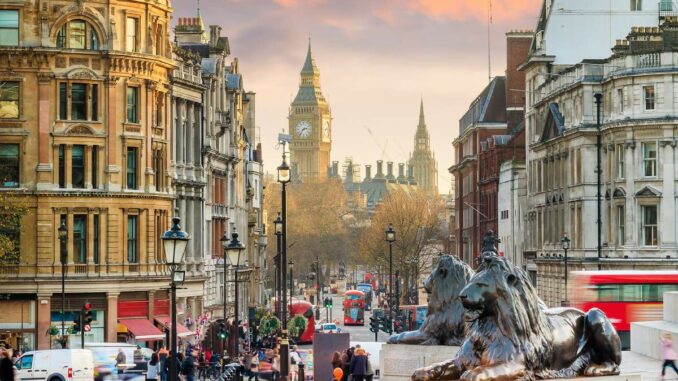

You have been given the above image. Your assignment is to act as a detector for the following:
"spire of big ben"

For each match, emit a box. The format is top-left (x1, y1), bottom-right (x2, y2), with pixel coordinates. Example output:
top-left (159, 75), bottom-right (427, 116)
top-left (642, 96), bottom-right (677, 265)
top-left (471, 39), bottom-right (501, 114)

top-left (410, 99), bottom-right (438, 195)
top-left (289, 40), bottom-right (332, 182)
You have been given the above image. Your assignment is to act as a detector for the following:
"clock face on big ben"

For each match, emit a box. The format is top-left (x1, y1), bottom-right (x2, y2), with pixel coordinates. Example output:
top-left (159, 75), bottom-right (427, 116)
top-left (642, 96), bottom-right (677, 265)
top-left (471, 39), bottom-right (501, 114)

top-left (295, 121), bottom-right (312, 138)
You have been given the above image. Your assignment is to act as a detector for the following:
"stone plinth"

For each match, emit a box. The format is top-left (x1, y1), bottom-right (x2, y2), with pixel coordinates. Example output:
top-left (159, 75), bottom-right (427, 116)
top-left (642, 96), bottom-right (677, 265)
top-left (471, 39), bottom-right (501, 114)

top-left (631, 291), bottom-right (678, 360)
top-left (379, 344), bottom-right (459, 381)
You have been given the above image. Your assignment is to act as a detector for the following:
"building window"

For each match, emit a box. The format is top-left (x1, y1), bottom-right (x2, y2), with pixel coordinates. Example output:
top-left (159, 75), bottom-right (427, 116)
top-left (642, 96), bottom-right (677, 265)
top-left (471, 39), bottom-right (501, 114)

top-left (93, 214), bottom-right (99, 264)
top-left (58, 145), bottom-right (65, 188)
top-left (58, 83), bottom-right (99, 121)
top-left (126, 147), bottom-right (138, 189)
top-left (56, 20), bottom-right (99, 50)
top-left (126, 17), bottom-right (138, 52)
top-left (616, 144), bottom-right (625, 178)
top-left (643, 142), bottom-right (657, 177)
top-left (660, 0), bottom-right (672, 11)
top-left (630, 0), bottom-right (642, 11)
top-left (73, 215), bottom-right (87, 263)
top-left (0, 10), bottom-right (19, 46)
top-left (71, 145), bottom-right (85, 188)
top-left (91, 147), bottom-right (98, 189)
top-left (616, 205), bottom-right (625, 246)
top-left (617, 88), bottom-right (624, 113)
top-left (152, 148), bottom-right (164, 191)
top-left (127, 215), bottom-right (138, 263)
top-left (126, 87), bottom-right (139, 123)
top-left (644, 85), bottom-right (655, 110)
top-left (0, 143), bottom-right (19, 188)
top-left (0, 81), bottom-right (19, 119)
top-left (641, 205), bottom-right (658, 246)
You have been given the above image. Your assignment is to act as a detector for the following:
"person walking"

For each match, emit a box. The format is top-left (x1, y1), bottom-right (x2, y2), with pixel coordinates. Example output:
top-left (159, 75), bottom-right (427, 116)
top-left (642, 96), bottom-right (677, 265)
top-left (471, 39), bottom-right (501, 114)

top-left (249, 351), bottom-right (260, 381)
top-left (134, 345), bottom-right (144, 364)
top-left (289, 346), bottom-right (301, 381)
top-left (331, 352), bottom-right (343, 373)
top-left (181, 352), bottom-right (196, 381)
top-left (158, 347), bottom-right (169, 381)
top-left (0, 350), bottom-right (14, 381)
top-left (365, 352), bottom-right (374, 381)
top-left (271, 348), bottom-right (280, 381)
top-left (348, 348), bottom-right (368, 381)
top-left (116, 348), bottom-right (127, 375)
top-left (662, 332), bottom-right (678, 378)
top-left (147, 353), bottom-right (161, 381)
top-left (340, 352), bottom-right (350, 381)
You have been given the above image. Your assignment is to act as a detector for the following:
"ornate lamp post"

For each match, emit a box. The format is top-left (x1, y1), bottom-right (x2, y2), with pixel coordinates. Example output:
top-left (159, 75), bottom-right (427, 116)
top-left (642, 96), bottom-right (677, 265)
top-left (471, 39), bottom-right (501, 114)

top-left (289, 260), bottom-right (295, 304)
top-left (561, 233), bottom-right (571, 307)
top-left (274, 213), bottom-right (283, 320)
top-left (385, 224), bottom-right (396, 330)
top-left (277, 150), bottom-right (291, 381)
top-left (223, 228), bottom-right (245, 361)
top-left (161, 217), bottom-right (190, 381)
top-left (58, 222), bottom-right (68, 348)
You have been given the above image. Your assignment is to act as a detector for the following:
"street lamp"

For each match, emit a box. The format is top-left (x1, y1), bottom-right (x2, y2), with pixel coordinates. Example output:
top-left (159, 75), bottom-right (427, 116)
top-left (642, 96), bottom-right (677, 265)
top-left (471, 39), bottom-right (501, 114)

top-left (277, 149), bottom-right (291, 381)
top-left (385, 224), bottom-right (396, 331)
top-left (274, 213), bottom-right (283, 320)
top-left (223, 228), bottom-right (245, 361)
top-left (161, 217), bottom-right (189, 381)
top-left (58, 222), bottom-right (68, 348)
top-left (561, 233), bottom-right (571, 307)
top-left (289, 260), bottom-right (294, 304)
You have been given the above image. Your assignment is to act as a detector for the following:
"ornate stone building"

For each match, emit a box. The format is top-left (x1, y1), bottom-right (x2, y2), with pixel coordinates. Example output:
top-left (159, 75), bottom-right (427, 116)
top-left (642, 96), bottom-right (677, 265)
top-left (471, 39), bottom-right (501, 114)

top-left (409, 100), bottom-right (438, 196)
top-left (522, 19), bottom-right (678, 319)
top-left (289, 42), bottom-right (332, 183)
top-left (0, 0), bottom-right (177, 350)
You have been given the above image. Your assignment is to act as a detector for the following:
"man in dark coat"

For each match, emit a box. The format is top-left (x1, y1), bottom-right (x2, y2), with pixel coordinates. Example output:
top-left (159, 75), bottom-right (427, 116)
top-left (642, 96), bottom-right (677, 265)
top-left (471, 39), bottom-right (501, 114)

top-left (349, 348), bottom-right (368, 381)
top-left (0, 349), bottom-right (15, 381)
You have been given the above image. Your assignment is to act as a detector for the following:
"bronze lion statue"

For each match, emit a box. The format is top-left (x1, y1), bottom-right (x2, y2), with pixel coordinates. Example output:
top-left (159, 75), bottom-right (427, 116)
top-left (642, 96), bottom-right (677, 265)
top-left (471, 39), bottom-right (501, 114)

top-left (412, 253), bottom-right (621, 381)
top-left (388, 254), bottom-right (474, 345)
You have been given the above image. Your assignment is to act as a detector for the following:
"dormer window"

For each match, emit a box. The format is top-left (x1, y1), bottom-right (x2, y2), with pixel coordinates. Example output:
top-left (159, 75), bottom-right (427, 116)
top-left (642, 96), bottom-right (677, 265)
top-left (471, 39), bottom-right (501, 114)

top-left (56, 20), bottom-right (99, 50)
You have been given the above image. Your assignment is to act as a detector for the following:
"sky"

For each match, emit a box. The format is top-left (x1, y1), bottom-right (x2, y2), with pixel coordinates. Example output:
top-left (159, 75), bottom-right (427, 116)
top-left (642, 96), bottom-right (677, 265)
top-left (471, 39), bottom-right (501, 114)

top-left (173, 0), bottom-right (542, 194)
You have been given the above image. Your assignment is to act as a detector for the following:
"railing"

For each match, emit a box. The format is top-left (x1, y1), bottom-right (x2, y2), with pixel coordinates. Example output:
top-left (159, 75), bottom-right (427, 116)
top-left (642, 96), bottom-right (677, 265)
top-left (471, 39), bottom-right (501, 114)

top-left (659, 1), bottom-right (678, 18)
top-left (635, 52), bottom-right (661, 68)
top-left (0, 263), bottom-right (171, 279)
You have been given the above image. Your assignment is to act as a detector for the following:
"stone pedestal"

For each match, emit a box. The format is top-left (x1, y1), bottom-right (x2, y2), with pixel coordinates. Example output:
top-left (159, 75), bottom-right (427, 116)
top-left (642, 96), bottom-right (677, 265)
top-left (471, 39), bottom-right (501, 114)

top-left (379, 344), bottom-right (459, 381)
top-left (631, 291), bottom-right (678, 360)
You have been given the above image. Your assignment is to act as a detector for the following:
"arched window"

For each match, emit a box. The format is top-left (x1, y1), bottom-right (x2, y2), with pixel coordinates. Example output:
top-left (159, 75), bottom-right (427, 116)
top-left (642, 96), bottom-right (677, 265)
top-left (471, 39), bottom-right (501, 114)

top-left (56, 20), bottom-right (99, 50)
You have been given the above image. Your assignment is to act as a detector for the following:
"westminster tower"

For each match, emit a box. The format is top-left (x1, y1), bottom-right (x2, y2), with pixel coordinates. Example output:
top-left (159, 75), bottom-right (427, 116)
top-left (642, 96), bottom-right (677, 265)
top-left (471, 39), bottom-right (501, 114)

top-left (410, 99), bottom-right (438, 195)
top-left (289, 41), bottom-right (332, 182)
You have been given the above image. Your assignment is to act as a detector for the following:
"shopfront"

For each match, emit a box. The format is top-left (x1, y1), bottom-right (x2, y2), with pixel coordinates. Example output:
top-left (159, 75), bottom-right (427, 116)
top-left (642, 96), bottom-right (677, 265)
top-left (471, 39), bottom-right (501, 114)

top-left (50, 294), bottom-right (106, 348)
top-left (0, 295), bottom-right (36, 353)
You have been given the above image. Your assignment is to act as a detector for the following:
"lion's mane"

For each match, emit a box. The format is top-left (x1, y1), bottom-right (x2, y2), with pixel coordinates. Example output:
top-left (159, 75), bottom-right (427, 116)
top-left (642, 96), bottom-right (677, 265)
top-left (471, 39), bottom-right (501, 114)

top-left (472, 254), bottom-right (554, 371)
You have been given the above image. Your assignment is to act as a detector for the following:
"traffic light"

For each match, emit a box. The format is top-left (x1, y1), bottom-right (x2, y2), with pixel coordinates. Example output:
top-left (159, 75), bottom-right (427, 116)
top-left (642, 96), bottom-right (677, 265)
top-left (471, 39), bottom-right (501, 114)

top-left (72, 315), bottom-right (81, 334)
top-left (369, 316), bottom-right (379, 333)
top-left (83, 302), bottom-right (93, 332)
top-left (379, 316), bottom-right (392, 335)
top-left (218, 323), bottom-right (227, 340)
top-left (324, 297), bottom-right (333, 309)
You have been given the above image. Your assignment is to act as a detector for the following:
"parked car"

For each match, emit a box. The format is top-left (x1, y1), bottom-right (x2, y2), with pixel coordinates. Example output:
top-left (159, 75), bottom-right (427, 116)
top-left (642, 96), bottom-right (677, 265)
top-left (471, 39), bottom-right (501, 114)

top-left (14, 349), bottom-right (94, 381)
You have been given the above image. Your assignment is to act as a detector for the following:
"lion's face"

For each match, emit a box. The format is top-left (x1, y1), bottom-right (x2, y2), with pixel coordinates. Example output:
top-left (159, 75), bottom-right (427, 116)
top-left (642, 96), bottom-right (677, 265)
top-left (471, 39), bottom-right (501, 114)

top-left (459, 255), bottom-right (518, 322)
top-left (422, 255), bottom-right (474, 312)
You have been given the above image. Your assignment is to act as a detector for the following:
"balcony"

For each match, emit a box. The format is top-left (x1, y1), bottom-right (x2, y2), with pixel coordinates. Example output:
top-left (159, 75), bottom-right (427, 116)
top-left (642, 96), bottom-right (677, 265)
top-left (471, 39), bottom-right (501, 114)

top-left (0, 263), bottom-right (171, 280)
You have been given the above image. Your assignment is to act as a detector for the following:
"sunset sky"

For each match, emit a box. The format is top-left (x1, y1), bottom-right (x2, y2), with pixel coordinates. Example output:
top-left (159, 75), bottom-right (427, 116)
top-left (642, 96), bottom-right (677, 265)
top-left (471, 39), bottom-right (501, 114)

top-left (173, 0), bottom-right (542, 193)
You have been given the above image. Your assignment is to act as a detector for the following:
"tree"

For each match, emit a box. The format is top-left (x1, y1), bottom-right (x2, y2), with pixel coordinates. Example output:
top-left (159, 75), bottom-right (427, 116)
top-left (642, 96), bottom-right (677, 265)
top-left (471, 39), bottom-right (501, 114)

top-left (264, 178), bottom-right (351, 279)
top-left (0, 192), bottom-right (27, 265)
top-left (358, 189), bottom-right (445, 303)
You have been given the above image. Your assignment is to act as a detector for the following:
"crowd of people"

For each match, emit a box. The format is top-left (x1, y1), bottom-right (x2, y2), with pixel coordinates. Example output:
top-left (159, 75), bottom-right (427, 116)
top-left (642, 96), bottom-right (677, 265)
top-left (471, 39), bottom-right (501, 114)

top-left (330, 345), bottom-right (374, 381)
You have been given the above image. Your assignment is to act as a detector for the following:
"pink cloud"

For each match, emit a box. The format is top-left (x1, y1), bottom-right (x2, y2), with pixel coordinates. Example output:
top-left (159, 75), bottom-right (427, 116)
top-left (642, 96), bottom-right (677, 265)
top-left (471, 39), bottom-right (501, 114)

top-left (408, 0), bottom-right (541, 24)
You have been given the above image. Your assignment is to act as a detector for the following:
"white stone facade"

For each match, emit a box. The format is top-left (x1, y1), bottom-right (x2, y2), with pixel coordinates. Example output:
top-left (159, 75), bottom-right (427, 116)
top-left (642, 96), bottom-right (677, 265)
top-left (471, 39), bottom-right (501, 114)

top-left (497, 161), bottom-right (526, 269)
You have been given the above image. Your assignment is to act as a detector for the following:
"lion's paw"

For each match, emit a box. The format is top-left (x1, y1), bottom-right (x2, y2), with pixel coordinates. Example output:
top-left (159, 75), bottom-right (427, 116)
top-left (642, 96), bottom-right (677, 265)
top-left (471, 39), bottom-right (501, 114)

top-left (584, 362), bottom-right (620, 377)
top-left (412, 366), bottom-right (438, 381)
top-left (460, 370), bottom-right (488, 381)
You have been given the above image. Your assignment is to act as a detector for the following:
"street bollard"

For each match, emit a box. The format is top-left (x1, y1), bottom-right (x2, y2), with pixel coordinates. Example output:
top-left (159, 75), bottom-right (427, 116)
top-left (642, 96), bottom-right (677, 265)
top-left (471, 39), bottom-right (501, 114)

top-left (298, 362), bottom-right (305, 381)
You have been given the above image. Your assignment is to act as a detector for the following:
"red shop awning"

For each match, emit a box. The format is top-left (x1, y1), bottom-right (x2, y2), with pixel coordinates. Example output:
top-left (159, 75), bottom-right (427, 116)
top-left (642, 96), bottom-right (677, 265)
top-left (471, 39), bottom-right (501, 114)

top-left (154, 316), bottom-right (194, 337)
top-left (118, 319), bottom-right (166, 341)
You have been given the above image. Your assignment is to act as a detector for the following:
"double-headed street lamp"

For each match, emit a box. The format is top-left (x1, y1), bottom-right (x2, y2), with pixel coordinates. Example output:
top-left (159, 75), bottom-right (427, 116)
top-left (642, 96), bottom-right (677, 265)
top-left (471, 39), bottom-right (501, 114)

top-left (222, 228), bottom-right (246, 367)
top-left (385, 224), bottom-right (396, 329)
top-left (277, 149), bottom-right (291, 381)
top-left (161, 217), bottom-right (190, 381)
top-left (58, 222), bottom-right (68, 348)
top-left (561, 233), bottom-right (571, 307)
top-left (274, 213), bottom-right (283, 320)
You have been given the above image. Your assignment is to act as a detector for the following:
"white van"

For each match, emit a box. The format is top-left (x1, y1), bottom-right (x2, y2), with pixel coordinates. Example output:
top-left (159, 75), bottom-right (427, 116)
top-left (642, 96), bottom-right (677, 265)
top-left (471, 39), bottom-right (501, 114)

top-left (14, 349), bottom-right (94, 381)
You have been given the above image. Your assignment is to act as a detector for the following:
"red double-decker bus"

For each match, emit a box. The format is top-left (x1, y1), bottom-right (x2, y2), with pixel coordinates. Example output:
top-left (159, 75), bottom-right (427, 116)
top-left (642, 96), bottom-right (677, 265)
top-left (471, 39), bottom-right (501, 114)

top-left (571, 271), bottom-right (678, 349)
top-left (343, 290), bottom-right (365, 326)
top-left (288, 300), bottom-right (316, 344)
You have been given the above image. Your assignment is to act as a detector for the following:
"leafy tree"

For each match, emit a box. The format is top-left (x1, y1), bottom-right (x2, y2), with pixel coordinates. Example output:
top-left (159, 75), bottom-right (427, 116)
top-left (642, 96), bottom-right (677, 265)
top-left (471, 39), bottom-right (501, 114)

top-left (358, 189), bottom-right (445, 303)
top-left (288, 314), bottom-right (307, 339)
top-left (0, 192), bottom-right (27, 265)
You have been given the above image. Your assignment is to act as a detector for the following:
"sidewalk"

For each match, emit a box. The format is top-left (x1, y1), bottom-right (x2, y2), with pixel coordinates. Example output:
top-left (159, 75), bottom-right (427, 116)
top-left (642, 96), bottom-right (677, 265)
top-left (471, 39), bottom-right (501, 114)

top-left (620, 351), bottom-right (665, 381)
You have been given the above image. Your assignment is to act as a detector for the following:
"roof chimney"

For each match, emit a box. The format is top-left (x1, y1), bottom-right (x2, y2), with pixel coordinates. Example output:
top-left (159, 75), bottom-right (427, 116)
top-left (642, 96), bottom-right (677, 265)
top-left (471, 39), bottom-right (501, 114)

top-left (376, 160), bottom-right (385, 179)
top-left (408, 164), bottom-right (417, 186)
top-left (386, 162), bottom-right (396, 183)
top-left (332, 161), bottom-right (339, 177)
top-left (397, 163), bottom-right (407, 184)
top-left (209, 25), bottom-right (222, 48)
top-left (364, 165), bottom-right (372, 182)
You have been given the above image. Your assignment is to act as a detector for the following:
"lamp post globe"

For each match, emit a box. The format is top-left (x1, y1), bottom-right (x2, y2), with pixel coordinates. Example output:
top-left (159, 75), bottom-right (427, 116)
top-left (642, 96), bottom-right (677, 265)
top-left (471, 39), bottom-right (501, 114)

top-left (561, 233), bottom-right (571, 307)
top-left (161, 217), bottom-right (190, 381)
top-left (277, 158), bottom-right (291, 184)
top-left (223, 228), bottom-right (245, 363)
top-left (274, 213), bottom-right (283, 235)
top-left (385, 223), bottom-right (396, 331)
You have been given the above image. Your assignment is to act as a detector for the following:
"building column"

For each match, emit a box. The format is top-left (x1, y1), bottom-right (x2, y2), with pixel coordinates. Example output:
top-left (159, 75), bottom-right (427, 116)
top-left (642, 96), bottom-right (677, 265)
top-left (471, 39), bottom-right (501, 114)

top-left (186, 103), bottom-right (194, 171)
top-left (106, 78), bottom-right (121, 191)
top-left (85, 145), bottom-right (93, 189)
top-left (86, 212), bottom-right (95, 268)
top-left (37, 75), bottom-right (53, 188)
top-left (624, 143), bottom-right (636, 246)
top-left (106, 292), bottom-right (119, 343)
top-left (661, 141), bottom-right (676, 246)
top-left (37, 293), bottom-right (52, 350)
top-left (148, 290), bottom-right (155, 320)
top-left (67, 212), bottom-right (74, 267)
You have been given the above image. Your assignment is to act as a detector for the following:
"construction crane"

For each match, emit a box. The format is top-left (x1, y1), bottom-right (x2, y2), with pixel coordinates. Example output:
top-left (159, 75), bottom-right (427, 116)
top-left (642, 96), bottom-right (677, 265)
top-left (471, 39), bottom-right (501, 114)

top-left (363, 125), bottom-right (391, 161)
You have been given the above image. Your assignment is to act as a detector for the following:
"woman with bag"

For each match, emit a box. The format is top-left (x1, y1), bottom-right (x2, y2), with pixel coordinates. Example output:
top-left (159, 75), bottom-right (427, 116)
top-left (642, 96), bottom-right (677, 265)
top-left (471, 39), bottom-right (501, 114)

top-left (147, 353), bottom-right (161, 381)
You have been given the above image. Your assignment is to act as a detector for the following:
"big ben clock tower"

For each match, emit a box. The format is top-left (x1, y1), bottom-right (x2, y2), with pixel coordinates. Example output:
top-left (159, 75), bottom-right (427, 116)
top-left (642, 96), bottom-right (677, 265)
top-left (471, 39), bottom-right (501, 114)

top-left (289, 41), bottom-right (332, 182)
